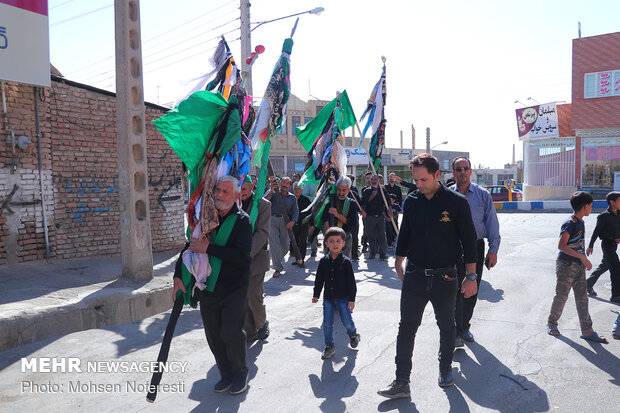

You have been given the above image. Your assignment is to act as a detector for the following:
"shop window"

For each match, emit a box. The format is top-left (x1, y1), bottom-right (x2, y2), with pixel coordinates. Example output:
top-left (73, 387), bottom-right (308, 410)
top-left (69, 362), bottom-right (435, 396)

top-left (581, 137), bottom-right (620, 188)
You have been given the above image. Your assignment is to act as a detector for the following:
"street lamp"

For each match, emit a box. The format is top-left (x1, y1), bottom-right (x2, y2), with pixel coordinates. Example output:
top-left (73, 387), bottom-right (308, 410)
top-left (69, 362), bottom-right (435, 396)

top-left (240, 5), bottom-right (324, 96)
top-left (250, 7), bottom-right (324, 32)
top-left (431, 140), bottom-right (448, 154)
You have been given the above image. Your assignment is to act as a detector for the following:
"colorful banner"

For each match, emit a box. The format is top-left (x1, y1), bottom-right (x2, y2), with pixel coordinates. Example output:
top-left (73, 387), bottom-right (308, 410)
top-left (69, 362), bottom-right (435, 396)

top-left (516, 102), bottom-right (559, 141)
top-left (0, 0), bottom-right (50, 86)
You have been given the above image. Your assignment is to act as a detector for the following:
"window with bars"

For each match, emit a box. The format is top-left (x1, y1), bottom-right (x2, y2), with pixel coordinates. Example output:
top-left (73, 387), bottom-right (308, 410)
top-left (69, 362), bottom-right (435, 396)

top-left (524, 138), bottom-right (576, 187)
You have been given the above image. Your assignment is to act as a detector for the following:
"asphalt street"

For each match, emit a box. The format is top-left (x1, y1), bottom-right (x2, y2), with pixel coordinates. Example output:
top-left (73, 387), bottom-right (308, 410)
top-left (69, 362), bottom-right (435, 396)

top-left (0, 213), bottom-right (618, 412)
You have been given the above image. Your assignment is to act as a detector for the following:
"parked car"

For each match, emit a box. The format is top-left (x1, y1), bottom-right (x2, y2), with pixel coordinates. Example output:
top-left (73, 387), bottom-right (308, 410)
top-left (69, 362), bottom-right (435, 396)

top-left (486, 185), bottom-right (523, 201)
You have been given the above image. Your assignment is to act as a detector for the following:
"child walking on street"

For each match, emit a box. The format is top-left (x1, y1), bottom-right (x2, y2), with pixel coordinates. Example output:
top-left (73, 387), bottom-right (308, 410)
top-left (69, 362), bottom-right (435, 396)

top-left (547, 191), bottom-right (608, 343)
top-left (585, 191), bottom-right (620, 302)
top-left (312, 227), bottom-right (360, 359)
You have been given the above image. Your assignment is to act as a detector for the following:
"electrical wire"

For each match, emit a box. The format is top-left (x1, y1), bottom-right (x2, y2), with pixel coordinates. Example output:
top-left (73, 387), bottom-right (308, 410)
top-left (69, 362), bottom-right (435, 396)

top-left (86, 26), bottom-right (240, 85)
top-left (64, 0), bottom-right (238, 76)
top-left (50, 3), bottom-right (113, 27)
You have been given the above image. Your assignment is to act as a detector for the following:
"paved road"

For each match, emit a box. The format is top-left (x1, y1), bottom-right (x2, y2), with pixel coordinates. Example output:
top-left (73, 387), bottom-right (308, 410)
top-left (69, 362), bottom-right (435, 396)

top-left (0, 213), bottom-right (618, 412)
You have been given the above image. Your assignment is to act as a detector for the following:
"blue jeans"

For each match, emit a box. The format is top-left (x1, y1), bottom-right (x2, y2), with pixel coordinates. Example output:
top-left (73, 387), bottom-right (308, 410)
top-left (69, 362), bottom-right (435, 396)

top-left (323, 298), bottom-right (357, 347)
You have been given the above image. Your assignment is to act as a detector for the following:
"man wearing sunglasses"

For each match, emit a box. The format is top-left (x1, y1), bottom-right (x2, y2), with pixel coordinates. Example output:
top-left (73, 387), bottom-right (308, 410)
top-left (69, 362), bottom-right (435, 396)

top-left (450, 156), bottom-right (501, 347)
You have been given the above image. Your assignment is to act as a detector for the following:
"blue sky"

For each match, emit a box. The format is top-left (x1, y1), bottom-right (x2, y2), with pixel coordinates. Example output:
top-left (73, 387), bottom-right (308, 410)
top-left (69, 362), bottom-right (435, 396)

top-left (48, 0), bottom-right (620, 167)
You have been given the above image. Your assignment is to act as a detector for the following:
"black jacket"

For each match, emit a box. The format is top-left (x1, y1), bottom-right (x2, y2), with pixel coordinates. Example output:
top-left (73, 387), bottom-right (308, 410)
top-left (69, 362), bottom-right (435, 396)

top-left (313, 253), bottom-right (356, 301)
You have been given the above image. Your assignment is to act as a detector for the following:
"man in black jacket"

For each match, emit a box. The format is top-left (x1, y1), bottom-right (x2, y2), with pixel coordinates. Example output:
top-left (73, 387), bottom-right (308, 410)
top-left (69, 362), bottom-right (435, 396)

top-left (378, 154), bottom-right (478, 398)
top-left (173, 175), bottom-right (252, 395)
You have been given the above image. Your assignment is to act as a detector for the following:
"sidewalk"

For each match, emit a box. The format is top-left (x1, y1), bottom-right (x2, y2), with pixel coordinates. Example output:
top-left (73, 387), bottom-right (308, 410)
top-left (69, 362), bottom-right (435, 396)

top-left (0, 251), bottom-right (179, 352)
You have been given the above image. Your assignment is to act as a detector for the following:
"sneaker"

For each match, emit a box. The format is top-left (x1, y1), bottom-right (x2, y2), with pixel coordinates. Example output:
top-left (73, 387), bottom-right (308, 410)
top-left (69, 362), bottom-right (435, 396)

top-left (454, 336), bottom-right (464, 348)
top-left (257, 321), bottom-right (270, 340)
top-left (213, 376), bottom-right (232, 393)
top-left (229, 372), bottom-right (249, 395)
top-left (377, 380), bottom-right (411, 399)
top-left (587, 287), bottom-right (597, 297)
top-left (349, 334), bottom-right (360, 348)
top-left (438, 370), bottom-right (454, 388)
top-left (321, 346), bottom-right (335, 360)
top-left (380, 255), bottom-right (388, 261)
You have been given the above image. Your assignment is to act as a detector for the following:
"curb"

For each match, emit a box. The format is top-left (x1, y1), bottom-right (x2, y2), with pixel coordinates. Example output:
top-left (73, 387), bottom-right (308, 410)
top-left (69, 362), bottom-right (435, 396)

top-left (494, 199), bottom-right (607, 211)
top-left (0, 278), bottom-right (173, 352)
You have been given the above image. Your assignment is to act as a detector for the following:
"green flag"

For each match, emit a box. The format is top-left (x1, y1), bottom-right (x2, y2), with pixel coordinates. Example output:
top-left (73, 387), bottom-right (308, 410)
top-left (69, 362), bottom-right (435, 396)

top-left (295, 90), bottom-right (356, 152)
top-left (153, 91), bottom-right (241, 193)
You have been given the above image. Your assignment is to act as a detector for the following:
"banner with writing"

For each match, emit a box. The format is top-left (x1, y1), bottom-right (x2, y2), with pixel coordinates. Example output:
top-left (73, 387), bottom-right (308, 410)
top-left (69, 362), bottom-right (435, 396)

top-left (516, 102), bottom-right (559, 141)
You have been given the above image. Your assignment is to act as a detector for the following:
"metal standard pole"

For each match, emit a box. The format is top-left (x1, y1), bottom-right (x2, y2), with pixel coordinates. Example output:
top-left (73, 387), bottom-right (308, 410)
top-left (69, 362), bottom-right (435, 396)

top-left (34, 87), bottom-right (51, 261)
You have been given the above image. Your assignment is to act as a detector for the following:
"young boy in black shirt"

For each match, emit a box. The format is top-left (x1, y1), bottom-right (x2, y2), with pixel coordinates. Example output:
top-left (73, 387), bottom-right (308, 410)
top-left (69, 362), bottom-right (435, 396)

top-left (585, 191), bottom-right (620, 302)
top-left (312, 227), bottom-right (360, 359)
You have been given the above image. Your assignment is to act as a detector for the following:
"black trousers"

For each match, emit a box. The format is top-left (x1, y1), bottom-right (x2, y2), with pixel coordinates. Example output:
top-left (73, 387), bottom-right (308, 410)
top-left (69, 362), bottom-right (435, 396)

top-left (587, 258), bottom-right (608, 289)
top-left (599, 242), bottom-right (620, 298)
top-left (395, 268), bottom-right (458, 380)
top-left (350, 223), bottom-right (360, 259)
top-left (200, 287), bottom-right (248, 379)
top-left (456, 239), bottom-right (485, 335)
top-left (292, 224), bottom-right (308, 260)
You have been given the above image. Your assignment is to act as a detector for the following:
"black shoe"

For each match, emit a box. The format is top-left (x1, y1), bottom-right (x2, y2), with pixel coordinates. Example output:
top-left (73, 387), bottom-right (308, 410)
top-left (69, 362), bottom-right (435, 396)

top-left (321, 346), bottom-right (335, 360)
top-left (610, 296), bottom-right (620, 303)
top-left (462, 330), bottom-right (474, 342)
top-left (362, 246), bottom-right (368, 253)
top-left (229, 372), bottom-right (249, 395)
top-left (380, 255), bottom-right (388, 261)
top-left (349, 333), bottom-right (360, 348)
top-left (587, 287), bottom-right (597, 297)
top-left (298, 261), bottom-right (305, 268)
top-left (214, 376), bottom-right (232, 393)
top-left (377, 380), bottom-right (410, 399)
top-left (438, 370), bottom-right (454, 388)
top-left (311, 252), bottom-right (317, 258)
top-left (257, 320), bottom-right (270, 340)
top-left (291, 261), bottom-right (298, 266)
top-left (455, 336), bottom-right (464, 348)
top-left (352, 257), bottom-right (360, 262)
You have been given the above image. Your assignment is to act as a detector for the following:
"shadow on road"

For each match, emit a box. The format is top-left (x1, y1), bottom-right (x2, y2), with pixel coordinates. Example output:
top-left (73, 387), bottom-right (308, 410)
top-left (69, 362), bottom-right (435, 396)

top-left (453, 341), bottom-right (549, 412)
top-left (308, 350), bottom-right (359, 413)
top-left (103, 307), bottom-right (204, 358)
top-left (557, 335), bottom-right (620, 385)
top-left (478, 279), bottom-right (504, 303)
top-left (186, 339), bottom-right (265, 412)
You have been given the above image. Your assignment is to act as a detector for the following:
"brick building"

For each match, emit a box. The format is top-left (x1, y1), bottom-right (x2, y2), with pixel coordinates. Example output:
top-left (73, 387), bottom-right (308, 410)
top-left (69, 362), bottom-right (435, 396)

top-left (521, 31), bottom-right (620, 200)
top-left (0, 75), bottom-right (186, 265)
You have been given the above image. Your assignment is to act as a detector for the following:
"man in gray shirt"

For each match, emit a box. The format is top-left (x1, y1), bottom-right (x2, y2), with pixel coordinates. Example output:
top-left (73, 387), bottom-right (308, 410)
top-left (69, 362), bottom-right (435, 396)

top-left (265, 176), bottom-right (299, 277)
top-left (450, 156), bottom-right (501, 346)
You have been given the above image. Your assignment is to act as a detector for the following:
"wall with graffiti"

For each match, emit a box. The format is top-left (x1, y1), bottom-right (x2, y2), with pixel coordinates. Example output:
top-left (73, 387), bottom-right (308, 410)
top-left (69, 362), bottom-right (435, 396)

top-left (0, 78), bottom-right (186, 264)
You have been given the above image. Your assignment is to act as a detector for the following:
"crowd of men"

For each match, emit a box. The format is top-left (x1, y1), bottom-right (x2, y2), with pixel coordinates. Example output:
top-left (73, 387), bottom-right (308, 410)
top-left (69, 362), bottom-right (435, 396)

top-left (172, 154), bottom-right (505, 396)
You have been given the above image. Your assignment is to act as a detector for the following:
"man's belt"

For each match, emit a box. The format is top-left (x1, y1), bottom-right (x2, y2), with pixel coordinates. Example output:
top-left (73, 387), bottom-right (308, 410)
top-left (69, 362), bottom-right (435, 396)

top-left (407, 265), bottom-right (456, 276)
top-left (271, 213), bottom-right (283, 217)
top-left (369, 213), bottom-right (382, 218)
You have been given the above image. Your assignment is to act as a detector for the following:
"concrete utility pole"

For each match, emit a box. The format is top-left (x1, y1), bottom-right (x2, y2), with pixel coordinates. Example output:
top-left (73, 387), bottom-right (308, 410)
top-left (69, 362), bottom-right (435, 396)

top-left (240, 0), bottom-right (252, 95)
top-left (425, 127), bottom-right (431, 153)
top-left (114, 0), bottom-right (153, 281)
